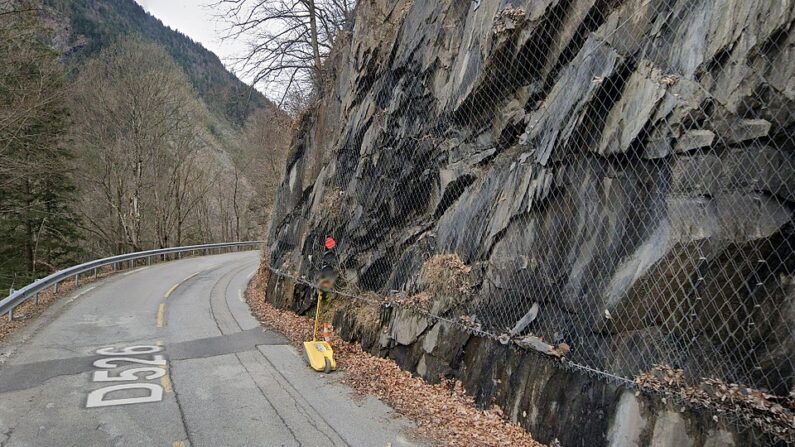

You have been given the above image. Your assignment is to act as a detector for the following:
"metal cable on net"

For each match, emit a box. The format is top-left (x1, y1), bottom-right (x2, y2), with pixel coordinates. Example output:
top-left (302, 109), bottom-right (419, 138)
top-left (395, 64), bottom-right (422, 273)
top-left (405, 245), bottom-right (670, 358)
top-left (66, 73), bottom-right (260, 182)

top-left (265, 263), bottom-right (501, 340)
top-left (266, 0), bottom-right (794, 439)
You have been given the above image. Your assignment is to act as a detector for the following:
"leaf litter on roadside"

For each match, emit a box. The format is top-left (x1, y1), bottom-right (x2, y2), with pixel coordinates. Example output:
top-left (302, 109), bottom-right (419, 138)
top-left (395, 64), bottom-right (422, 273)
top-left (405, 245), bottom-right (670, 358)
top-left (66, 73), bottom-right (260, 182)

top-left (246, 269), bottom-right (543, 447)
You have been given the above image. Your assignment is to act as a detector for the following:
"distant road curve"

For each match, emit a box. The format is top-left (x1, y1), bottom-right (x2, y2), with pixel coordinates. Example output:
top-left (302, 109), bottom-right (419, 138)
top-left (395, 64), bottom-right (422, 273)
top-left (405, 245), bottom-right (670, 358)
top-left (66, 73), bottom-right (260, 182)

top-left (0, 251), bottom-right (421, 446)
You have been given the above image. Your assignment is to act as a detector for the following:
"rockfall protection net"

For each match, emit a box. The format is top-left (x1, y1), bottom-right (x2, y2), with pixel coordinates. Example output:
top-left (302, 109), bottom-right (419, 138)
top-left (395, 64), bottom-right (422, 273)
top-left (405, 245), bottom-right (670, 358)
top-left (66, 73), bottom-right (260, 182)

top-left (266, 0), bottom-right (794, 433)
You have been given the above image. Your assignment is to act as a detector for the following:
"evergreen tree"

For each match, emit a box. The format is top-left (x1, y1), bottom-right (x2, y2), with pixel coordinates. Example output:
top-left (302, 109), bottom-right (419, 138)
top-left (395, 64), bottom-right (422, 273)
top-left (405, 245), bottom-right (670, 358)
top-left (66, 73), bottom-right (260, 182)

top-left (0, 1), bottom-right (81, 293)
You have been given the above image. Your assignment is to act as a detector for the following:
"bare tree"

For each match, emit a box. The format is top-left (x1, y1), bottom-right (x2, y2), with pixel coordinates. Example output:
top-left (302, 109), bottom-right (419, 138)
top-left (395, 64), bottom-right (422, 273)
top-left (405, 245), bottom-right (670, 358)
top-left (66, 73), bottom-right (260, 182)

top-left (70, 38), bottom-right (209, 254)
top-left (150, 126), bottom-right (218, 248)
top-left (236, 107), bottom-right (291, 234)
top-left (215, 0), bottom-right (355, 106)
top-left (0, 0), bottom-right (65, 187)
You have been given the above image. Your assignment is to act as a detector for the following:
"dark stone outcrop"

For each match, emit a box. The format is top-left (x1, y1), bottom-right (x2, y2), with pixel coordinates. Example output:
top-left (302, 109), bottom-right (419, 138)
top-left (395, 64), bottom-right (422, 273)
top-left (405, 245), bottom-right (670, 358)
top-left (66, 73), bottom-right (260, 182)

top-left (264, 0), bottom-right (794, 445)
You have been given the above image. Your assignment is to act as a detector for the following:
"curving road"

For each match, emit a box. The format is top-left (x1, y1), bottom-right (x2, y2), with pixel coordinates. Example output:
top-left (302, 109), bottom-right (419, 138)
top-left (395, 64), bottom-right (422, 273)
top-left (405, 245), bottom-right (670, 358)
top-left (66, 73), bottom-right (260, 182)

top-left (0, 251), bottom-right (420, 446)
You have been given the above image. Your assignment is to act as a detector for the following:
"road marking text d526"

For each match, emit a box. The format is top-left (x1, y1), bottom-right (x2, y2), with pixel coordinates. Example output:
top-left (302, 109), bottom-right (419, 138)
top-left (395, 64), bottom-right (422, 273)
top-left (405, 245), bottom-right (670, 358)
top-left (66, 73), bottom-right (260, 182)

top-left (86, 345), bottom-right (167, 408)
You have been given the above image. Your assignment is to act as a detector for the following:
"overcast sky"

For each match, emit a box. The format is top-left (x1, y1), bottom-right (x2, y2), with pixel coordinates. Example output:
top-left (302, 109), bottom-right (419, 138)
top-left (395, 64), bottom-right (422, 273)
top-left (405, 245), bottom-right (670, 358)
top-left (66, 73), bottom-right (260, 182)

top-left (134, 0), bottom-right (253, 84)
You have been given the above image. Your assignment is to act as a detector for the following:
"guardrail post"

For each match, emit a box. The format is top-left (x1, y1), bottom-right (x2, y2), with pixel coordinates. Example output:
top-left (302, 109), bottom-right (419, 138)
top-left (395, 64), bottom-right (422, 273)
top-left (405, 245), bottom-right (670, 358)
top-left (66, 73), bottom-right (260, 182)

top-left (75, 274), bottom-right (79, 287)
top-left (94, 268), bottom-right (98, 279)
top-left (54, 282), bottom-right (59, 293)
top-left (35, 292), bottom-right (39, 304)
top-left (7, 305), bottom-right (14, 321)
top-left (147, 256), bottom-right (151, 266)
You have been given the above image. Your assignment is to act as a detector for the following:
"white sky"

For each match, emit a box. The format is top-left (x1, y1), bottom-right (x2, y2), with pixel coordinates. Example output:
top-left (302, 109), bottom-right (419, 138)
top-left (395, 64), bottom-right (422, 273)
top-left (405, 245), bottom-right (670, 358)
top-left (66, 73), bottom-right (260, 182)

top-left (134, 0), bottom-right (254, 85)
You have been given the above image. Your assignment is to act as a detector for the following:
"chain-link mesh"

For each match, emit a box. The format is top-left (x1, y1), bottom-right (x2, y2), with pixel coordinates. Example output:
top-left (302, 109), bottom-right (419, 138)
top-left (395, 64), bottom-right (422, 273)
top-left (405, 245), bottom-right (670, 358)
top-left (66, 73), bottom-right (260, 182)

top-left (266, 0), bottom-right (794, 433)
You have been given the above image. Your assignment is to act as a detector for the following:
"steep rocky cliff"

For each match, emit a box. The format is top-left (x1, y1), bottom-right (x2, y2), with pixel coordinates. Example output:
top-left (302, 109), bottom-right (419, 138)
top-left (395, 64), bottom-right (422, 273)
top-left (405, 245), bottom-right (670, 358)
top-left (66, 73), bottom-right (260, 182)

top-left (264, 0), bottom-right (794, 445)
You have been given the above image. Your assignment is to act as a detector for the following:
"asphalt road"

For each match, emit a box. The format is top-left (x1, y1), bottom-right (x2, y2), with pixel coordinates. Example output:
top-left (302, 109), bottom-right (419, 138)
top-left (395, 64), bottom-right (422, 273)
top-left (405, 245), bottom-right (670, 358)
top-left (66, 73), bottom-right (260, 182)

top-left (0, 251), bottom-right (421, 447)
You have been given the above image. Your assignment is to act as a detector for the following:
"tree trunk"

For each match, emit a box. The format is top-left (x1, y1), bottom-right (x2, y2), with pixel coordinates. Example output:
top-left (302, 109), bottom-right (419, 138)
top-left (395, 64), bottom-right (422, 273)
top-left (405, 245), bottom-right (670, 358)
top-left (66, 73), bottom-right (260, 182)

top-left (132, 156), bottom-right (142, 251)
top-left (116, 184), bottom-right (123, 254)
top-left (307, 0), bottom-right (322, 82)
top-left (232, 168), bottom-right (241, 241)
top-left (176, 191), bottom-right (183, 247)
top-left (23, 178), bottom-right (34, 275)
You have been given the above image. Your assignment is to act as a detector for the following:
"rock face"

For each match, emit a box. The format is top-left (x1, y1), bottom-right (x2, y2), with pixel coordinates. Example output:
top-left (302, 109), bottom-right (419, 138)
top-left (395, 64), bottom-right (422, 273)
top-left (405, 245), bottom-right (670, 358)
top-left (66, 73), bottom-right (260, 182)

top-left (265, 0), bottom-right (794, 445)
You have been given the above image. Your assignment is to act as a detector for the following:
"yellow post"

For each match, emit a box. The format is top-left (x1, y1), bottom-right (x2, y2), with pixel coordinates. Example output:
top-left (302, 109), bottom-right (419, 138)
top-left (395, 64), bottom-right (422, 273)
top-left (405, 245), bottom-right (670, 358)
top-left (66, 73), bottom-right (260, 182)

top-left (312, 290), bottom-right (323, 341)
top-left (303, 288), bottom-right (336, 373)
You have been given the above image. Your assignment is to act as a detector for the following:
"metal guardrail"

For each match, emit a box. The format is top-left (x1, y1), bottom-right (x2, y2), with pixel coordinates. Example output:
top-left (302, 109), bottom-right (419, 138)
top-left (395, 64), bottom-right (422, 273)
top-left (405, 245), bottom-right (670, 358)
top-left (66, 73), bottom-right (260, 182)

top-left (1, 241), bottom-right (263, 320)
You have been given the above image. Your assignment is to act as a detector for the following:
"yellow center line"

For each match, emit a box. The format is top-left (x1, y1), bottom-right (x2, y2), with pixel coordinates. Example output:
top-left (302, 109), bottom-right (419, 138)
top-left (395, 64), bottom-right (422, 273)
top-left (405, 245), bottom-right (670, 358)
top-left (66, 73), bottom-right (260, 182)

top-left (160, 367), bottom-right (173, 393)
top-left (172, 441), bottom-right (185, 447)
top-left (164, 284), bottom-right (179, 299)
top-left (164, 272), bottom-right (200, 299)
top-left (159, 271), bottom-right (202, 329)
top-left (156, 303), bottom-right (166, 328)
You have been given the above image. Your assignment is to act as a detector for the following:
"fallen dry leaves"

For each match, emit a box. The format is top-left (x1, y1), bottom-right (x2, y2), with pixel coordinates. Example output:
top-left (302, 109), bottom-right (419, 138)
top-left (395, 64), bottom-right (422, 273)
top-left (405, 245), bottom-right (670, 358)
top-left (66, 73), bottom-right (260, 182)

top-left (420, 254), bottom-right (473, 297)
top-left (635, 364), bottom-right (795, 444)
top-left (246, 269), bottom-right (543, 447)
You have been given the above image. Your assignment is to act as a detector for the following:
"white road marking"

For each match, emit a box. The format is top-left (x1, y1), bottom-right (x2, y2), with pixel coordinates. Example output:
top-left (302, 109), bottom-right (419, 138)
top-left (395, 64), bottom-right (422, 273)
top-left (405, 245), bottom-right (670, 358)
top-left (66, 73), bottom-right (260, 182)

top-left (96, 346), bottom-right (163, 356)
top-left (93, 355), bottom-right (166, 369)
top-left (0, 285), bottom-right (98, 367)
top-left (86, 383), bottom-right (163, 408)
top-left (93, 367), bottom-right (166, 382)
top-left (69, 286), bottom-right (96, 302)
top-left (122, 266), bottom-right (150, 276)
top-left (240, 269), bottom-right (256, 303)
top-left (86, 345), bottom-right (167, 408)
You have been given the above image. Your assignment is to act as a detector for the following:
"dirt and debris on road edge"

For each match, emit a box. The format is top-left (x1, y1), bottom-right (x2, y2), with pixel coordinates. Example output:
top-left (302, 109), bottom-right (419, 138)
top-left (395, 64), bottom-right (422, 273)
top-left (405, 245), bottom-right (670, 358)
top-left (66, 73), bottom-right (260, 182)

top-left (246, 268), bottom-right (544, 447)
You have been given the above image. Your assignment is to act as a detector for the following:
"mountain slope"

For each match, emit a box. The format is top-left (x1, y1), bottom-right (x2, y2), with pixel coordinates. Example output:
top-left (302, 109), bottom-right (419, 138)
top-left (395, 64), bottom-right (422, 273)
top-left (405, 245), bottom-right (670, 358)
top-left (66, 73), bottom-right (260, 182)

top-left (44, 0), bottom-right (271, 125)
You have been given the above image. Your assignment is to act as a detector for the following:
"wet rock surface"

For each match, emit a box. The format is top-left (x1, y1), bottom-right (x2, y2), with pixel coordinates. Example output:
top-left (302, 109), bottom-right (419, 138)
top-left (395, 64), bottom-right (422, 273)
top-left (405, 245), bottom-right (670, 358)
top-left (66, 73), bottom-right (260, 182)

top-left (265, 0), bottom-right (794, 444)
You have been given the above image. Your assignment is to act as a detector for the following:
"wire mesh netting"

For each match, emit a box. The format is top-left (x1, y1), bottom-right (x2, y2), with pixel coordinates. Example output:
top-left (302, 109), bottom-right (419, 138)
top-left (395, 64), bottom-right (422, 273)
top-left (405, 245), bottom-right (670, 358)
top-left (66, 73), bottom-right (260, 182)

top-left (265, 0), bottom-right (794, 432)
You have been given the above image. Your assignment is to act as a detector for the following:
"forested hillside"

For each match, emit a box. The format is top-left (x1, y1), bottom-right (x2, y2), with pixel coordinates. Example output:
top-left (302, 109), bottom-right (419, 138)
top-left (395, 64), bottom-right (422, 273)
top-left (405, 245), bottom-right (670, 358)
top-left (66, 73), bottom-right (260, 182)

top-left (0, 3), bottom-right (81, 292)
top-left (44, 0), bottom-right (271, 125)
top-left (0, 0), bottom-right (291, 293)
